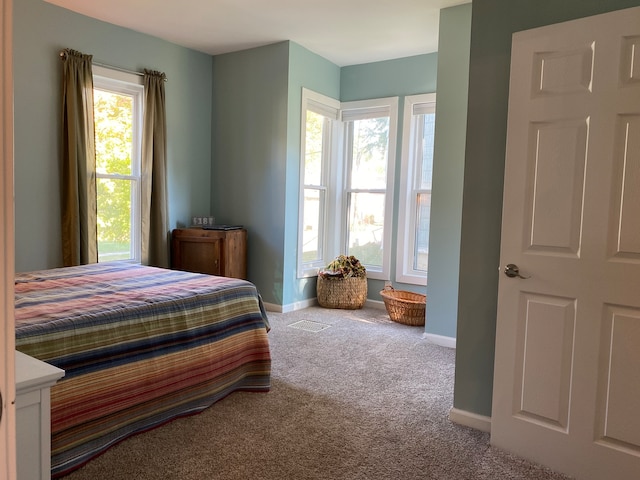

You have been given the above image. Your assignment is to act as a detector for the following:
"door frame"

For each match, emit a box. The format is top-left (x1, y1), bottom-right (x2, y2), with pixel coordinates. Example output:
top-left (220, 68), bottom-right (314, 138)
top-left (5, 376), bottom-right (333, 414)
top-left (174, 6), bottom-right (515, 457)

top-left (0, 0), bottom-right (16, 477)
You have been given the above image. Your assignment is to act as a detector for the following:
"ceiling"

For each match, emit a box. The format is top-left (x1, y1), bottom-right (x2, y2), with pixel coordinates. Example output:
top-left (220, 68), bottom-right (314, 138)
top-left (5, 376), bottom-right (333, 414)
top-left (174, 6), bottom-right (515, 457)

top-left (45, 0), bottom-right (470, 67)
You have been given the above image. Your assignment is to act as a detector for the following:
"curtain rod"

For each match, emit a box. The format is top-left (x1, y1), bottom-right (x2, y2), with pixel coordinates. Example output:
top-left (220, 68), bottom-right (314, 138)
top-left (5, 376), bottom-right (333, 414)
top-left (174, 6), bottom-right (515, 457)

top-left (94, 60), bottom-right (144, 78)
top-left (58, 50), bottom-right (167, 81)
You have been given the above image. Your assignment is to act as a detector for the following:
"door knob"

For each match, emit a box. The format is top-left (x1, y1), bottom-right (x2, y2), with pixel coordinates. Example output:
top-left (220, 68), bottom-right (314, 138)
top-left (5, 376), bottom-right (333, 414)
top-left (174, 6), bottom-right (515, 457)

top-left (503, 263), bottom-right (529, 279)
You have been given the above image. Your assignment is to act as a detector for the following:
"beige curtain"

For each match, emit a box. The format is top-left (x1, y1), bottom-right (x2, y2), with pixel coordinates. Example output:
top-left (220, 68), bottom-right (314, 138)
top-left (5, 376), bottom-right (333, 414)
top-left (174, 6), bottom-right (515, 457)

top-left (141, 70), bottom-right (169, 268)
top-left (60, 48), bottom-right (97, 266)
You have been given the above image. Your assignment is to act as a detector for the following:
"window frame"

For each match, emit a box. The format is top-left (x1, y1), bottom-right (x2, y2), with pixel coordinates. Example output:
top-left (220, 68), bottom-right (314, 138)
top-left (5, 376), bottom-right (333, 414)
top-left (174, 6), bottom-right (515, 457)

top-left (93, 66), bottom-right (144, 263)
top-left (297, 88), bottom-right (341, 278)
top-left (396, 93), bottom-right (436, 286)
top-left (297, 91), bottom-right (399, 282)
top-left (340, 97), bottom-right (398, 281)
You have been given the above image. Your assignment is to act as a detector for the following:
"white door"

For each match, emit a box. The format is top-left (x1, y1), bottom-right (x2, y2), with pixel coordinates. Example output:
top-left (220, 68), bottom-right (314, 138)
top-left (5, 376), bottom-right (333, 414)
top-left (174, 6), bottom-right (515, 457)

top-left (0, 0), bottom-right (16, 478)
top-left (492, 7), bottom-right (640, 480)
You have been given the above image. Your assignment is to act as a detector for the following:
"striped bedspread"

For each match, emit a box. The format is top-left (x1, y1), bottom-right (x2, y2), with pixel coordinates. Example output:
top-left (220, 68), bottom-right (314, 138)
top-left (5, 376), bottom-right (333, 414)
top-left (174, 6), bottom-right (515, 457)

top-left (15, 262), bottom-right (271, 478)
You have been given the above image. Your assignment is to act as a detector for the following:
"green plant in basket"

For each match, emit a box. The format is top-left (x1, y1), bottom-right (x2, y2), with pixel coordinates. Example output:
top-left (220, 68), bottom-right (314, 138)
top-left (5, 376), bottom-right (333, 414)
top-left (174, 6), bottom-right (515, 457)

top-left (319, 255), bottom-right (366, 279)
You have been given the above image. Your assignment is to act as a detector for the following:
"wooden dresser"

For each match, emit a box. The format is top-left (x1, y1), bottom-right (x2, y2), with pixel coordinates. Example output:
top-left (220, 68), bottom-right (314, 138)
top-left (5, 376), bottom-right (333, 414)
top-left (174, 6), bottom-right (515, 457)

top-left (171, 228), bottom-right (247, 279)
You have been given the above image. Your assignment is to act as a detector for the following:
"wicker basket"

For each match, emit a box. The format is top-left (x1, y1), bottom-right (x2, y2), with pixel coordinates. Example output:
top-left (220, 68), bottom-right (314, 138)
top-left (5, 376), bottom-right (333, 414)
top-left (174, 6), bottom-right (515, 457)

top-left (317, 275), bottom-right (367, 309)
top-left (380, 286), bottom-right (426, 326)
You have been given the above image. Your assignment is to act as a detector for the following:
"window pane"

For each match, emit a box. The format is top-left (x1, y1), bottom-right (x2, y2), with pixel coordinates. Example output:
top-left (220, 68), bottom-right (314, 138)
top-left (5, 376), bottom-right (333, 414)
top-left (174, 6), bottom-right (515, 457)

top-left (304, 110), bottom-right (325, 186)
top-left (302, 188), bottom-right (324, 263)
top-left (347, 192), bottom-right (385, 268)
top-left (414, 192), bottom-right (431, 272)
top-left (94, 89), bottom-right (133, 176)
top-left (97, 178), bottom-right (132, 261)
top-left (349, 117), bottom-right (389, 189)
top-left (418, 113), bottom-right (435, 190)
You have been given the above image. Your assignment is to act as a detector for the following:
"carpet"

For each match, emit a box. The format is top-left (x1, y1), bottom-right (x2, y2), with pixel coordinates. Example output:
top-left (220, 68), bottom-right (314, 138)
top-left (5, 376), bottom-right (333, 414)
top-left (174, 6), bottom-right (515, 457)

top-left (63, 306), bottom-right (572, 479)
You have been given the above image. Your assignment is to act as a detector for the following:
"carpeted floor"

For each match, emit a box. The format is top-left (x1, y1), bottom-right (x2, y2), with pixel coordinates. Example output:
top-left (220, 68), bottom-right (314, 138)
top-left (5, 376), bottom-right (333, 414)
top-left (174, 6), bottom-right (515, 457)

top-left (64, 306), bottom-right (572, 479)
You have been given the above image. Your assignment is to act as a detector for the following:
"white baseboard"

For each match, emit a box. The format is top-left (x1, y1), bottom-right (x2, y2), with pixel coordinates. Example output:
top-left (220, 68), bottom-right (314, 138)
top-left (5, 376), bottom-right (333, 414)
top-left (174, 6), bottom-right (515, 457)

top-left (265, 297), bottom-right (387, 313)
top-left (265, 298), bottom-right (385, 313)
top-left (449, 407), bottom-right (492, 433)
top-left (262, 302), bottom-right (280, 313)
top-left (365, 299), bottom-right (386, 309)
top-left (263, 298), bottom-right (318, 313)
top-left (422, 333), bottom-right (456, 349)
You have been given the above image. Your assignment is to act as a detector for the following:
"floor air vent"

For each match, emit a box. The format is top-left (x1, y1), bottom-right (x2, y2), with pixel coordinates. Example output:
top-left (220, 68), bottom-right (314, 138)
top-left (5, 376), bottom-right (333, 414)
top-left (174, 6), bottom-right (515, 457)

top-left (287, 320), bottom-right (331, 333)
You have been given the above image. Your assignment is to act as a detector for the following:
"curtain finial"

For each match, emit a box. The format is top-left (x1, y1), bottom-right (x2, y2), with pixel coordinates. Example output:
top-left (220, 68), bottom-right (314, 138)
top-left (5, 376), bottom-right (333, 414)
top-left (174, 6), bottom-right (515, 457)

top-left (144, 69), bottom-right (168, 82)
top-left (59, 48), bottom-right (92, 62)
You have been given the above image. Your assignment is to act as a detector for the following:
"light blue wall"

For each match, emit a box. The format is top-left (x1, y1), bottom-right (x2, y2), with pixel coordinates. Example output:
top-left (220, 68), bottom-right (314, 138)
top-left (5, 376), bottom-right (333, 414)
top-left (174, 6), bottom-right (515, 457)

top-left (340, 55), bottom-right (438, 302)
top-left (425, 4), bottom-right (471, 339)
top-left (13, 0), bottom-right (213, 272)
top-left (213, 45), bottom-right (441, 310)
top-left (455, 0), bottom-right (640, 418)
top-left (284, 43), bottom-right (341, 307)
top-left (340, 53), bottom-right (438, 104)
top-left (210, 42), bottom-right (290, 305)
top-left (210, 41), bottom-right (341, 307)
top-left (340, 55), bottom-right (438, 102)
top-left (13, 0), bottom-right (465, 324)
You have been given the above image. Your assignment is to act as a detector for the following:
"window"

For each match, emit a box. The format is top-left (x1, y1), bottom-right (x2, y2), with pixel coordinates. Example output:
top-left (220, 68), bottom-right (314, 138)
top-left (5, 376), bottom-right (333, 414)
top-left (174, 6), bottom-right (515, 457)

top-left (341, 98), bottom-right (398, 279)
top-left (396, 93), bottom-right (436, 285)
top-left (298, 90), bottom-right (340, 277)
top-left (93, 67), bottom-right (143, 262)
top-left (297, 90), bottom-right (398, 281)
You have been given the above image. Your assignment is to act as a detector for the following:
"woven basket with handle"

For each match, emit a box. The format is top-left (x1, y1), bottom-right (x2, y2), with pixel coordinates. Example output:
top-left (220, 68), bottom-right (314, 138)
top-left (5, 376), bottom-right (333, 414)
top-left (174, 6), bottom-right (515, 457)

top-left (380, 286), bottom-right (426, 326)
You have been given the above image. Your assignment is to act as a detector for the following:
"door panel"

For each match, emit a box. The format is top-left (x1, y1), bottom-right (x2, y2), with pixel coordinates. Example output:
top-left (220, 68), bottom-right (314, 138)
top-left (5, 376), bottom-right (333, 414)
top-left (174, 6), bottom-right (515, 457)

top-left (525, 119), bottom-right (588, 255)
top-left (514, 293), bottom-right (575, 431)
top-left (620, 36), bottom-right (640, 85)
top-left (492, 6), bottom-right (640, 479)
top-left (596, 306), bottom-right (640, 451)
top-left (610, 115), bottom-right (640, 259)
top-left (533, 46), bottom-right (594, 96)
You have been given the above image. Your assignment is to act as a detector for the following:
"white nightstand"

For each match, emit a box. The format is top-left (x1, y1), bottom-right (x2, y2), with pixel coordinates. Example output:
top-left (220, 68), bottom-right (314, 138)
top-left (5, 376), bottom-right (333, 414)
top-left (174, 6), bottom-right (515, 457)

top-left (15, 351), bottom-right (65, 480)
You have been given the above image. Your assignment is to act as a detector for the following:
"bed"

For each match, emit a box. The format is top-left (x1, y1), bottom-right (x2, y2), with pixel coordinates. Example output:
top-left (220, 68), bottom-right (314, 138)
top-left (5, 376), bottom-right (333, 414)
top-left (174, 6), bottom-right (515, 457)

top-left (14, 262), bottom-right (271, 478)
